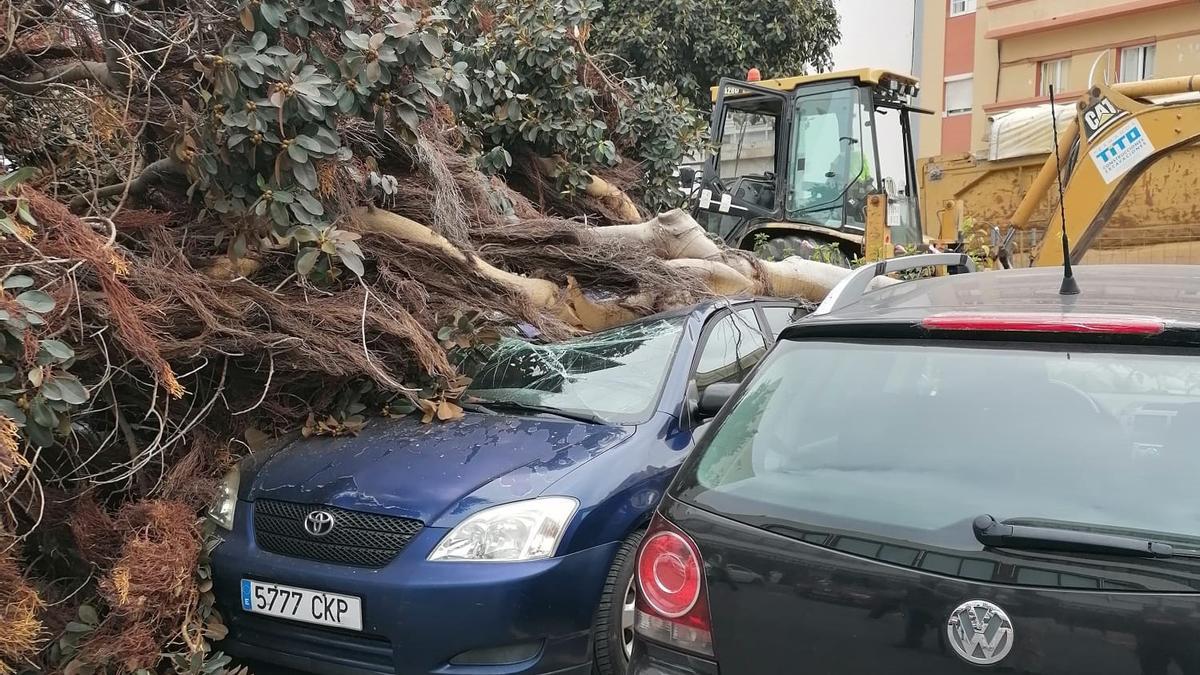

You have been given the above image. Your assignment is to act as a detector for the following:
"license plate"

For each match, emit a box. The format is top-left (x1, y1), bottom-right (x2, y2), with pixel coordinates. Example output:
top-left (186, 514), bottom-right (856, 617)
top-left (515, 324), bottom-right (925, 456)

top-left (241, 579), bottom-right (362, 631)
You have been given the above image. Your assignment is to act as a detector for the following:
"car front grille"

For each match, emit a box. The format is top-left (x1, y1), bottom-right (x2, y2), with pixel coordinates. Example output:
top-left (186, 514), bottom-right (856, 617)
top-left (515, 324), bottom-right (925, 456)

top-left (253, 499), bottom-right (423, 568)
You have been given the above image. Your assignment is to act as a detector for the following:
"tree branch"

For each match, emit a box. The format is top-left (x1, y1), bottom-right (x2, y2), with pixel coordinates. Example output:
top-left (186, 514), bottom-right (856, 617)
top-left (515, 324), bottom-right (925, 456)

top-left (0, 60), bottom-right (119, 94)
top-left (88, 0), bottom-right (131, 90)
top-left (69, 157), bottom-right (183, 212)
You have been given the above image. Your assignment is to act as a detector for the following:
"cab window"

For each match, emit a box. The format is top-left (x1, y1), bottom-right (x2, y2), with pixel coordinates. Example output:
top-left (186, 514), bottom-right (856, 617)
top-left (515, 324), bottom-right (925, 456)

top-left (693, 309), bottom-right (767, 391)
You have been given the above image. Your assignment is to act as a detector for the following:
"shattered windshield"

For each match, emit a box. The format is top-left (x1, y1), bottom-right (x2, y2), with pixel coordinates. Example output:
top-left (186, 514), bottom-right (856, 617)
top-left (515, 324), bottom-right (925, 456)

top-left (461, 317), bottom-right (686, 425)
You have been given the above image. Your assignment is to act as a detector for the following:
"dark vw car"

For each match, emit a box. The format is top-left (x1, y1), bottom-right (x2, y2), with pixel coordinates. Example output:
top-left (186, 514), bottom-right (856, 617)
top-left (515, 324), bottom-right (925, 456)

top-left (209, 297), bottom-right (801, 675)
top-left (632, 258), bottom-right (1200, 674)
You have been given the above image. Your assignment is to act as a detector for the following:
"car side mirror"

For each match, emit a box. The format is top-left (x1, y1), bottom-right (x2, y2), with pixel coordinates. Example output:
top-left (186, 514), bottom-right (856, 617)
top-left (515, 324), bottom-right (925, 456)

top-left (697, 382), bottom-right (739, 420)
top-left (678, 167), bottom-right (697, 188)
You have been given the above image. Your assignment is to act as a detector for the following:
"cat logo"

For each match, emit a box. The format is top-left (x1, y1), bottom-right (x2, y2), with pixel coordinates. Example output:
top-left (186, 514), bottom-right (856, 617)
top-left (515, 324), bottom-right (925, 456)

top-left (1082, 97), bottom-right (1126, 142)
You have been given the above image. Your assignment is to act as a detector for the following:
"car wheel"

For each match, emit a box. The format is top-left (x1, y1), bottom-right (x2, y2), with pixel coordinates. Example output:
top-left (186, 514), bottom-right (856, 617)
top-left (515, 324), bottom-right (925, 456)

top-left (593, 529), bottom-right (644, 675)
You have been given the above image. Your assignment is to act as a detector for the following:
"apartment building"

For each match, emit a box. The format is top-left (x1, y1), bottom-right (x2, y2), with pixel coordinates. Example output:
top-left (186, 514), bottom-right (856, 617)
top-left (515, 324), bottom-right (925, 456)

top-left (917, 0), bottom-right (1200, 159)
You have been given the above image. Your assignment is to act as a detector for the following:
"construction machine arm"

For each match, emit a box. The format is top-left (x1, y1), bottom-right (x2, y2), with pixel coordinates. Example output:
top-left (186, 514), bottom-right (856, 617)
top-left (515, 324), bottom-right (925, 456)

top-left (1023, 77), bottom-right (1200, 267)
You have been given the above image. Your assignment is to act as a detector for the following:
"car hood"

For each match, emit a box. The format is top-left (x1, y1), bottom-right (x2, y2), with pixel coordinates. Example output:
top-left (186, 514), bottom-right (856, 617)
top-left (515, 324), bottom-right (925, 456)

top-left (246, 412), bottom-right (630, 524)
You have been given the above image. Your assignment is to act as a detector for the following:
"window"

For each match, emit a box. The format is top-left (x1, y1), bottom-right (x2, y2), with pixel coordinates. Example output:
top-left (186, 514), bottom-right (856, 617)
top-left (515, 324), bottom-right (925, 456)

top-left (462, 316), bottom-right (684, 424)
top-left (944, 77), bottom-right (973, 116)
top-left (786, 88), bottom-right (874, 227)
top-left (950, 0), bottom-right (976, 16)
top-left (1039, 59), bottom-right (1070, 97)
top-left (693, 309), bottom-right (767, 391)
top-left (717, 105), bottom-right (779, 183)
top-left (677, 340), bottom-right (1200, 581)
top-left (1119, 44), bottom-right (1156, 83)
top-left (760, 306), bottom-right (804, 339)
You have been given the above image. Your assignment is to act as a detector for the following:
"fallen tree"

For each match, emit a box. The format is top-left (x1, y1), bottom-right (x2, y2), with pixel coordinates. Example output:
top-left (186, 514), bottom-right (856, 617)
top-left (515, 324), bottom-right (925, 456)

top-left (0, 1), bottom-right (844, 672)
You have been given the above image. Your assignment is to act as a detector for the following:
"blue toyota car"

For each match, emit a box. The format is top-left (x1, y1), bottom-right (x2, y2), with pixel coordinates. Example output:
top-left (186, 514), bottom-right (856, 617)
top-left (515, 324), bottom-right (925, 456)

top-left (208, 297), bottom-right (804, 675)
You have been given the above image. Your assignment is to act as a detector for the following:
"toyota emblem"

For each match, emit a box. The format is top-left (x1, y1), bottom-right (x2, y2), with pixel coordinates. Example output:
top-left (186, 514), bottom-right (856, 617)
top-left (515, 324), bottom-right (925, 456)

top-left (304, 510), bottom-right (336, 537)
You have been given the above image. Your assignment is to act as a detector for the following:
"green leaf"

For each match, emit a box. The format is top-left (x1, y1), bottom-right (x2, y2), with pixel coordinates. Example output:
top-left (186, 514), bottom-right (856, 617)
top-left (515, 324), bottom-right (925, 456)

top-left (287, 143), bottom-right (309, 164)
top-left (288, 226), bottom-right (320, 243)
top-left (0, 214), bottom-right (22, 238)
top-left (385, 17), bottom-right (416, 38)
top-left (65, 622), bottom-right (93, 634)
top-left (78, 605), bottom-right (99, 626)
top-left (293, 161), bottom-right (318, 191)
top-left (26, 418), bottom-right (53, 448)
top-left (288, 13), bottom-right (310, 37)
top-left (295, 248), bottom-right (320, 276)
top-left (30, 395), bottom-right (56, 426)
top-left (47, 375), bottom-right (88, 405)
top-left (420, 33), bottom-right (445, 59)
top-left (296, 191), bottom-right (325, 215)
top-left (364, 60), bottom-right (381, 84)
top-left (0, 167), bottom-right (37, 192)
top-left (342, 31), bottom-right (370, 51)
top-left (0, 365), bottom-right (14, 383)
top-left (437, 326), bottom-right (454, 341)
top-left (269, 201), bottom-right (290, 227)
top-left (339, 251), bottom-right (364, 277)
top-left (237, 69), bottom-right (263, 88)
top-left (395, 103), bottom-right (420, 131)
top-left (15, 290), bottom-right (53, 313)
top-left (0, 399), bottom-right (25, 424)
top-left (250, 31), bottom-right (268, 51)
top-left (289, 202), bottom-right (318, 225)
top-left (16, 200), bottom-right (36, 227)
top-left (260, 2), bottom-right (284, 27)
top-left (39, 339), bottom-right (74, 362)
top-left (3, 275), bottom-right (33, 290)
top-left (295, 135), bottom-right (323, 153)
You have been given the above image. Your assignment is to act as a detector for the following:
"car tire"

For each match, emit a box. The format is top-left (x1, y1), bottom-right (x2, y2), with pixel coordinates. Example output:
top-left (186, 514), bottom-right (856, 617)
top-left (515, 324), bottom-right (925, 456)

top-left (759, 235), bottom-right (850, 267)
top-left (593, 529), bottom-right (645, 675)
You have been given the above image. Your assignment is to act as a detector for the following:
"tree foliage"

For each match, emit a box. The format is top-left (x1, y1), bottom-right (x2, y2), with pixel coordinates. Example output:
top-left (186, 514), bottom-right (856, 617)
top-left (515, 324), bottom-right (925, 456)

top-left (590, 0), bottom-right (840, 107)
top-left (0, 0), bottom-right (836, 672)
top-left (447, 0), bottom-right (707, 212)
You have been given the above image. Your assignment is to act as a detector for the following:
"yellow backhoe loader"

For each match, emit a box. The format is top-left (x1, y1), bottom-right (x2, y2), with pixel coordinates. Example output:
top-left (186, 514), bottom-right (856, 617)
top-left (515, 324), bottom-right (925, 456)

top-left (689, 66), bottom-right (1200, 268)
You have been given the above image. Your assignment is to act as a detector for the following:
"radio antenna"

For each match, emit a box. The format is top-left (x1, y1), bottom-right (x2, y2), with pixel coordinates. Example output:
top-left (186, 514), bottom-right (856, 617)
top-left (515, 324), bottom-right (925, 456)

top-left (1049, 85), bottom-right (1080, 295)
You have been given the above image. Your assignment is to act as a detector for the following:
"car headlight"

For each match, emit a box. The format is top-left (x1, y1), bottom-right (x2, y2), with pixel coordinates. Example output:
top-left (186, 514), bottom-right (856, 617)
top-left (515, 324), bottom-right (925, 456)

top-left (428, 496), bottom-right (578, 562)
top-left (208, 466), bottom-right (240, 530)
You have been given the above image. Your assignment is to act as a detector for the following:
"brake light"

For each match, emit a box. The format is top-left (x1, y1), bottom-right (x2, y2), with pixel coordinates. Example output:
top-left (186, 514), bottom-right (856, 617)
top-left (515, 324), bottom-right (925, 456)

top-left (635, 514), bottom-right (713, 657)
top-left (921, 312), bottom-right (1165, 335)
top-left (746, 67), bottom-right (761, 82)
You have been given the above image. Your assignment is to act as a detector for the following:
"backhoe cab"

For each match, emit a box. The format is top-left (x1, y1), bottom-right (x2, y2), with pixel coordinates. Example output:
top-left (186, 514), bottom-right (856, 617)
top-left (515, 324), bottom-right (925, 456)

top-left (689, 69), bottom-right (927, 266)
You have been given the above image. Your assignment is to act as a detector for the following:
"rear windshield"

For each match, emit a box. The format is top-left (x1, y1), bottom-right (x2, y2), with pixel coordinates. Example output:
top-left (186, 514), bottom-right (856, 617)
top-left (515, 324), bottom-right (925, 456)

top-left (675, 339), bottom-right (1200, 551)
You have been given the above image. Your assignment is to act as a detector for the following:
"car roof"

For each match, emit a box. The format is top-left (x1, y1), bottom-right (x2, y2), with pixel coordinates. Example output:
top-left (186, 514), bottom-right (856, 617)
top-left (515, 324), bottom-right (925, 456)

top-left (634, 296), bottom-right (800, 324)
top-left (793, 265), bottom-right (1200, 329)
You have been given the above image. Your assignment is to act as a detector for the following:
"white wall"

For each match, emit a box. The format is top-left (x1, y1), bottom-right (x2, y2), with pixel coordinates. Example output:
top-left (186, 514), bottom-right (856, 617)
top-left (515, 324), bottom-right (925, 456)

top-left (832, 0), bottom-right (920, 201)
top-left (830, 0), bottom-right (917, 75)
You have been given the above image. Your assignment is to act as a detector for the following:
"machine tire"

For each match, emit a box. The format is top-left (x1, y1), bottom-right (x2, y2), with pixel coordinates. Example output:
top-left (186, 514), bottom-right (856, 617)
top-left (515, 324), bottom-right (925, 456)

top-left (758, 234), bottom-right (851, 267)
top-left (592, 529), bottom-right (645, 675)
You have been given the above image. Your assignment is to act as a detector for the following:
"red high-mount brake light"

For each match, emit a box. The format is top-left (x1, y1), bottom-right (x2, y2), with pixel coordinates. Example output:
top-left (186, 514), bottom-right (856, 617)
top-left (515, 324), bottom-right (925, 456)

top-left (634, 514), bottom-right (713, 657)
top-left (921, 312), bottom-right (1165, 335)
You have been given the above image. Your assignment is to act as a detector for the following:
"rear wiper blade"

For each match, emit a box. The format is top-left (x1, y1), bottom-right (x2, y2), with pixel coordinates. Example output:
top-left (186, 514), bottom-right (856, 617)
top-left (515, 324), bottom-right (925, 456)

top-left (471, 399), bottom-right (608, 425)
top-left (973, 515), bottom-right (1200, 559)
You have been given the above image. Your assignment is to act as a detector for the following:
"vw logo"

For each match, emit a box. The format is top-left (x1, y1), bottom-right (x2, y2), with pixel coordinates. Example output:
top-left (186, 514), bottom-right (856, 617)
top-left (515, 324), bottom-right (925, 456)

top-left (947, 600), bottom-right (1014, 665)
top-left (304, 510), bottom-right (336, 537)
